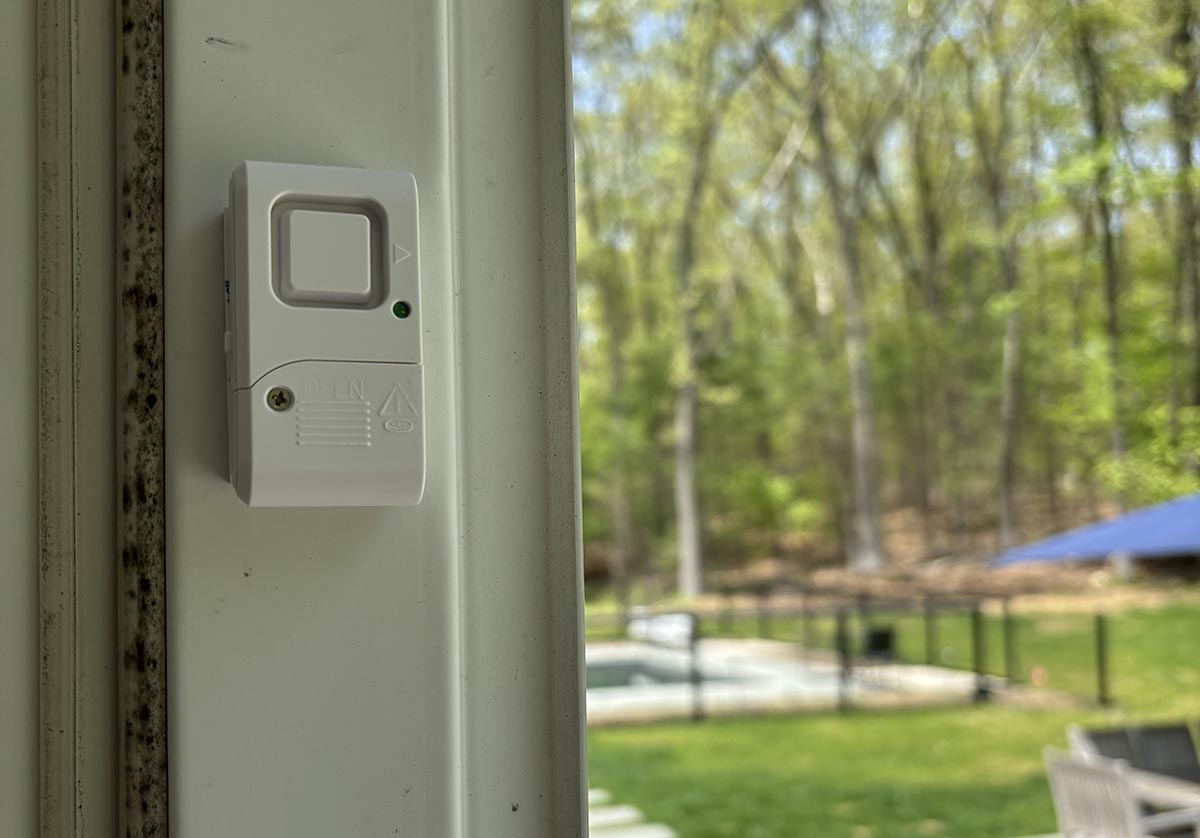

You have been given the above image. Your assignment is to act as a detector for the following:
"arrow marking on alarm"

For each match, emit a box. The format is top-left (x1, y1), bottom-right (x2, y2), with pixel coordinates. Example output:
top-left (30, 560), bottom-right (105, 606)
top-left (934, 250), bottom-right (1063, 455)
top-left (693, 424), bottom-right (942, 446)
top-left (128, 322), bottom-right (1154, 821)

top-left (392, 243), bottom-right (412, 264)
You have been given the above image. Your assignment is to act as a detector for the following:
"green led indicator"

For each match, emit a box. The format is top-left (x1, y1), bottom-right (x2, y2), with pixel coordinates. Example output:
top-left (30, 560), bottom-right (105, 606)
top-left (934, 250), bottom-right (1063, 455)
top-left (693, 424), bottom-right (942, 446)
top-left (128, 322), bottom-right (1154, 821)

top-left (392, 300), bottom-right (412, 319)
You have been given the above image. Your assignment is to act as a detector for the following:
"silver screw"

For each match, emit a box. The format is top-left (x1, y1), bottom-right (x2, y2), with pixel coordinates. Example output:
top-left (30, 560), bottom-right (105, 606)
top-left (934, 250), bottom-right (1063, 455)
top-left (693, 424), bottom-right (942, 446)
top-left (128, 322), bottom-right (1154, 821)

top-left (266, 386), bottom-right (294, 412)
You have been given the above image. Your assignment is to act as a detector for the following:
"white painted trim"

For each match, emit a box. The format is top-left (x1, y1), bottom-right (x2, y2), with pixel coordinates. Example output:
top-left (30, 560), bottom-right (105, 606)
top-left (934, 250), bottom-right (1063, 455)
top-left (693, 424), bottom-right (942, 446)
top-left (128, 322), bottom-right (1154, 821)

top-left (37, 0), bottom-right (117, 833)
top-left (36, 0), bottom-right (83, 827)
top-left (451, 0), bottom-right (586, 834)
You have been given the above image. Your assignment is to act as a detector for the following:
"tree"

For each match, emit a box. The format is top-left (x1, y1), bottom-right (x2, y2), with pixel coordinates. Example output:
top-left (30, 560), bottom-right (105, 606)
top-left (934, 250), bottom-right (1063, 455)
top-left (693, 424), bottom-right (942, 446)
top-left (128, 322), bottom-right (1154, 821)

top-left (571, 0), bottom-right (1200, 594)
top-left (955, 0), bottom-right (1034, 549)
top-left (666, 0), bottom-right (803, 596)
top-left (759, 0), bottom-right (899, 570)
top-left (1163, 0), bottom-right (1200, 424)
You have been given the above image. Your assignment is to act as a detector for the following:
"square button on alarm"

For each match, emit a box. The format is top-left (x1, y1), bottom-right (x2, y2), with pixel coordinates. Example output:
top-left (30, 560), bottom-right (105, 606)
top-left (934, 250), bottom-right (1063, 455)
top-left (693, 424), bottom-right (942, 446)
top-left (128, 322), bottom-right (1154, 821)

top-left (278, 208), bottom-right (373, 306)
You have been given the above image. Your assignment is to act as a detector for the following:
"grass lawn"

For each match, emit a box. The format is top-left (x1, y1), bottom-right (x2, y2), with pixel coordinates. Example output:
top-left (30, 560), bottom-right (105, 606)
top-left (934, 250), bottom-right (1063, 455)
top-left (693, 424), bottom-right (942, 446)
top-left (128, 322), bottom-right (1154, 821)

top-left (586, 599), bottom-right (1200, 838)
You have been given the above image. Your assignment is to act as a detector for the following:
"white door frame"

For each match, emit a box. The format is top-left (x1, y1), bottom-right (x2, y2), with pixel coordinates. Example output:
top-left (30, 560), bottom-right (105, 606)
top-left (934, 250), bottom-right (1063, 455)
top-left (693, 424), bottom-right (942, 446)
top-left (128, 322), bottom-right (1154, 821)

top-left (34, 0), bottom-right (584, 834)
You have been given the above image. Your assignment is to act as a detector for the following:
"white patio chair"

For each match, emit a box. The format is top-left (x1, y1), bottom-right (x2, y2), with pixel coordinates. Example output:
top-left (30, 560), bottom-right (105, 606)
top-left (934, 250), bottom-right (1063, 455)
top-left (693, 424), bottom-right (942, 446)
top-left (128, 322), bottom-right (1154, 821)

top-left (1137, 725), bottom-right (1200, 784)
top-left (1045, 748), bottom-right (1200, 837)
top-left (1068, 724), bottom-right (1138, 764)
top-left (1068, 723), bottom-right (1200, 784)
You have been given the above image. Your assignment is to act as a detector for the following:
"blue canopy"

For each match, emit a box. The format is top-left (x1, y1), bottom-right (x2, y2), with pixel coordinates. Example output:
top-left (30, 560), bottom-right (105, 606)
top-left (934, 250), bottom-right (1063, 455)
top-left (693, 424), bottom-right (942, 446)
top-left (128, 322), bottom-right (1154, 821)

top-left (992, 493), bottom-right (1200, 566)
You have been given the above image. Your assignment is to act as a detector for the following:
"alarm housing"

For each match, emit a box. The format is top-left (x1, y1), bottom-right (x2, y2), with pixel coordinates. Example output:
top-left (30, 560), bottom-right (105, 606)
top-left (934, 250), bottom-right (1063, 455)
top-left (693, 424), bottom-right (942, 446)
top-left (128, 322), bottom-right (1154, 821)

top-left (224, 161), bottom-right (425, 507)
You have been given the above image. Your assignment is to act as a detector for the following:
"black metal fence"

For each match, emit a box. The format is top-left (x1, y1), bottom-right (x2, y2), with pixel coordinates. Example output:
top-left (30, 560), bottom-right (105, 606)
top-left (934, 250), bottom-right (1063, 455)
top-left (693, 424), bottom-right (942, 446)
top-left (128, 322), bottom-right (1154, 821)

top-left (586, 594), bottom-right (1112, 723)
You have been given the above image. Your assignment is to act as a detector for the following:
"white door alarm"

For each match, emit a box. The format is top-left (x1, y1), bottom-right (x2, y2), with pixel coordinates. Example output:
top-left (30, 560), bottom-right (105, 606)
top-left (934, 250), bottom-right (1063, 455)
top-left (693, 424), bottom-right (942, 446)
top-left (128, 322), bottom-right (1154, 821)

top-left (224, 161), bottom-right (425, 506)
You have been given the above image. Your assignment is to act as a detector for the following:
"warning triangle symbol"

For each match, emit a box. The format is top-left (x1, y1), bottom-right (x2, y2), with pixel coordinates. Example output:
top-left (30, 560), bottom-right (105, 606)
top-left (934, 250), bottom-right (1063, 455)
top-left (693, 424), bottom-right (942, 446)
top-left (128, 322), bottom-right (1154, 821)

top-left (379, 383), bottom-right (417, 417)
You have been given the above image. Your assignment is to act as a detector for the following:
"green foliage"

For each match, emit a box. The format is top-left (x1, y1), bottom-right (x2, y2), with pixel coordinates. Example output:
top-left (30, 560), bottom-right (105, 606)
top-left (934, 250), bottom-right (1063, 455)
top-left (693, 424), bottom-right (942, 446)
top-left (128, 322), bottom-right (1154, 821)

top-left (574, 0), bottom-right (1200, 582)
top-left (1109, 406), bottom-right (1200, 502)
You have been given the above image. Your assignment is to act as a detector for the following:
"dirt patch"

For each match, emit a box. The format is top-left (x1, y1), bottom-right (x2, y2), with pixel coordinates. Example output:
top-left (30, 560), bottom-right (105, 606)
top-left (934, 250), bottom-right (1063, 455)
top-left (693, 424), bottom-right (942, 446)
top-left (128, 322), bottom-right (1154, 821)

top-left (690, 559), bottom-right (1200, 616)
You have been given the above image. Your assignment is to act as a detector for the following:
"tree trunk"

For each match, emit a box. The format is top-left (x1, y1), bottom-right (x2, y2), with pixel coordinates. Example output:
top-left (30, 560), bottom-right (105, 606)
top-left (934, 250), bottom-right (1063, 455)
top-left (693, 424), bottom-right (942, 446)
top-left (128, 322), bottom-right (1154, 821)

top-left (807, 0), bottom-right (885, 572)
top-left (1099, 191), bottom-right (1127, 506)
top-left (907, 312), bottom-right (936, 551)
top-left (1071, 197), bottom-right (1098, 518)
top-left (944, 379), bottom-right (968, 552)
top-left (1075, 11), bottom-right (1126, 506)
top-left (1043, 432), bottom-right (1061, 528)
top-left (962, 30), bottom-right (1022, 549)
top-left (674, 378), bottom-right (702, 597)
top-left (1167, 0), bottom-right (1200, 408)
top-left (997, 235), bottom-right (1022, 549)
top-left (1166, 0), bottom-right (1200, 476)
top-left (1174, 148), bottom-right (1200, 412)
top-left (1029, 111), bottom-right (1061, 530)
top-left (667, 0), bottom-right (804, 597)
top-left (900, 279), bottom-right (936, 551)
top-left (844, 299), bottom-right (886, 572)
top-left (911, 97), bottom-right (944, 551)
top-left (998, 295), bottom-right (1022, 548)
top-left (606, 310), bottom-right (636, 609)
top-left (608, 478), bottom-right (635, 609)
top-left (673, 119), bottom-right (716, 597)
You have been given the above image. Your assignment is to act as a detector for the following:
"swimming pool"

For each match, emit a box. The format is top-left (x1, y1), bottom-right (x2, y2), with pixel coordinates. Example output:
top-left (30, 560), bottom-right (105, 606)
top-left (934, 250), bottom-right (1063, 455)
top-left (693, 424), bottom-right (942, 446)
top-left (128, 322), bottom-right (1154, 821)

top-left (587, 660), bottom-right (702, 689)
top-left (585, 639), bottom-right (980, 725)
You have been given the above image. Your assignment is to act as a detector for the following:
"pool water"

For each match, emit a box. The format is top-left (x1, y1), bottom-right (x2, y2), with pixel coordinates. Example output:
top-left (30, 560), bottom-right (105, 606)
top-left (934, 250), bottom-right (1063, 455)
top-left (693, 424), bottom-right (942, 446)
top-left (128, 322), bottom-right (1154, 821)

top-left (584, 639), bottom-right (981, 724)
top-left (586, 660), bottom-right (709, 689)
